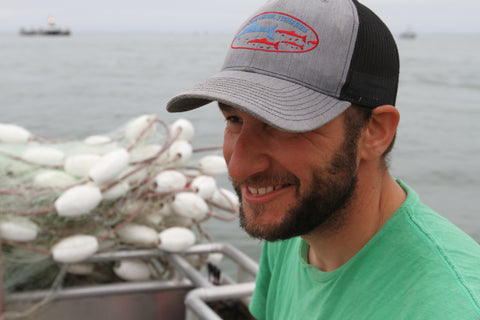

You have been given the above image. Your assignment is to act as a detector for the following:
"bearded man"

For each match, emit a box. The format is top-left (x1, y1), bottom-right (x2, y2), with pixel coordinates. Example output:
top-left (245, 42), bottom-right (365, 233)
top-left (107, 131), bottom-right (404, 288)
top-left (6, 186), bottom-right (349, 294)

top-left (167, 0), bottom-right (480, 318)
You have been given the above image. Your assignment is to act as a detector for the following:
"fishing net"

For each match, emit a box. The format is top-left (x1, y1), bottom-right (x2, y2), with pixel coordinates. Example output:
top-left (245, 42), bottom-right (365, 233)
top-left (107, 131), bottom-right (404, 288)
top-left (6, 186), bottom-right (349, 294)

top-left (0, 115), bottom-right (239, 317)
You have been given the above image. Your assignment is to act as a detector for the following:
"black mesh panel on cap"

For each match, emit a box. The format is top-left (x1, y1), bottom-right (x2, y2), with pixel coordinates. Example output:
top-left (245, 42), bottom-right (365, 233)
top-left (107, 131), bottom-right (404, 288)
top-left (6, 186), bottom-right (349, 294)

top-left (340, 0), bottom-right (400, 108)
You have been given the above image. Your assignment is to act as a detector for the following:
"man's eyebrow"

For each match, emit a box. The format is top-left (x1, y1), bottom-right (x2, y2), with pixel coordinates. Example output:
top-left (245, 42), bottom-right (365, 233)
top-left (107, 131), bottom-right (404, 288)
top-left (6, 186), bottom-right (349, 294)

top-left (218, 103), bottom-right (235, 113)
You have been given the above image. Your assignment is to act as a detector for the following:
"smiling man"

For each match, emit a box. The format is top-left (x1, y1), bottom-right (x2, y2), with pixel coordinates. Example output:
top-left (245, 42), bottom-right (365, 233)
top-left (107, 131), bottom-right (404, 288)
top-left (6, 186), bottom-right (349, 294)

top-left (167, 0), bottom-right (480, 319)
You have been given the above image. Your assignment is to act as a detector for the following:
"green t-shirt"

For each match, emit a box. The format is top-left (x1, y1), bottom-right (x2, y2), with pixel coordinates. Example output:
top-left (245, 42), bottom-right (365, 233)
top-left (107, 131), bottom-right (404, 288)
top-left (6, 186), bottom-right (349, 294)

top-left (249, 180), bottom-right (480, 319)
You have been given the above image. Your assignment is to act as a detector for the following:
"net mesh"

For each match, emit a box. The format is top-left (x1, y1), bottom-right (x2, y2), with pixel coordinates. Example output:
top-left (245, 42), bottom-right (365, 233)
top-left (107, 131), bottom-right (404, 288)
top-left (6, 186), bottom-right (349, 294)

top-left (0, 115), bottom-right (238, 304)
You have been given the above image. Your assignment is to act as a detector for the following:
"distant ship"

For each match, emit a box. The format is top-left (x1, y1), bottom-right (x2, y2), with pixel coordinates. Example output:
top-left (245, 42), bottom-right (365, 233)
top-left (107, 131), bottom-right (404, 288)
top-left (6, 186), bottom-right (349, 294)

top-left (20, 16), bottom-right (70, 36)
top-left (399, 28), bottom-right (416, 40)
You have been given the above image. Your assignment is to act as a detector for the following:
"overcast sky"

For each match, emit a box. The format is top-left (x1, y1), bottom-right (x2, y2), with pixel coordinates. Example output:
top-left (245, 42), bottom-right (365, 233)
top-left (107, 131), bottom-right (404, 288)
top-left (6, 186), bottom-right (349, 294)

top-left (1, 0), bottom-right (479, 35)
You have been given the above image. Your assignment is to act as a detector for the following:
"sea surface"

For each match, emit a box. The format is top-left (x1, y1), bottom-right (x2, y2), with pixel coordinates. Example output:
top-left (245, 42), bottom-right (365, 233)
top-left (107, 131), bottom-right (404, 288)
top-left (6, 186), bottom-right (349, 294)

top-left (1, 33), bottom-right (480, 263)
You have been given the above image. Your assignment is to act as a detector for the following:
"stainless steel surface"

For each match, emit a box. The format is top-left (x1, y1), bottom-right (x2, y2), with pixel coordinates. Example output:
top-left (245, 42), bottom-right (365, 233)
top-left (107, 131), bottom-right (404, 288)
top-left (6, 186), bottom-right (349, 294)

top-left (6, 280), bottom-right (192, 303)
top-left (185, 283), bottom-right (255, 320)
top-left (6, 288), bottom-right (190, 320)
top-left (1, 243), bottom-right (259, 320)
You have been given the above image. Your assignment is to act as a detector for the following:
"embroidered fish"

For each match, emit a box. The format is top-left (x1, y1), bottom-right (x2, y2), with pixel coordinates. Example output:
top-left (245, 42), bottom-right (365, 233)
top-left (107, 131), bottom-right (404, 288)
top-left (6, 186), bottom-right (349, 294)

top-left (237, 23), bottom-right (278, 40)
top-left (275, 30), bottom-right (307, 43)
top-left (281, 41), bottom-right (304, 50)
top-left (247, 38), bottom-right (280, 50)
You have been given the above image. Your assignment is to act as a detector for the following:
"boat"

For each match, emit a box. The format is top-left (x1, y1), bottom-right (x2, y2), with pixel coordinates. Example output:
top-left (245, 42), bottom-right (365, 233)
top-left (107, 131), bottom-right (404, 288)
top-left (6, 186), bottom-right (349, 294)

top-left (399, 28), bottom-right (416, 40)
top-left (20, 17), bottom-right (70, 36)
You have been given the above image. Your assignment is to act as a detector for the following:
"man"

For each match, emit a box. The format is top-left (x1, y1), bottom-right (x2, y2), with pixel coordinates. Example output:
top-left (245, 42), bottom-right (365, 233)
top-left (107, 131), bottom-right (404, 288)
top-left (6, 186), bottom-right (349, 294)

top-left (167, 0), bottom-right (480, 319)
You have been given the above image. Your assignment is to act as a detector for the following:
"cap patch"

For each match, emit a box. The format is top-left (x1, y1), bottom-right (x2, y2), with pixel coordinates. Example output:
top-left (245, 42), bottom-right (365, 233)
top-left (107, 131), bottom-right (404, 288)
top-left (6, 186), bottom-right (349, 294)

top-left (232, 12), bottom-right (319, 53)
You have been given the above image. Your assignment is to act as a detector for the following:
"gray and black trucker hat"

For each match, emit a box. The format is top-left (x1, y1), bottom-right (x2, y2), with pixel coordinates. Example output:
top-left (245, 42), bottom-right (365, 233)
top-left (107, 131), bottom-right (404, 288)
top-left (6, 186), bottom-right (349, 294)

top-left (167, 0), bottom-right (399, 132)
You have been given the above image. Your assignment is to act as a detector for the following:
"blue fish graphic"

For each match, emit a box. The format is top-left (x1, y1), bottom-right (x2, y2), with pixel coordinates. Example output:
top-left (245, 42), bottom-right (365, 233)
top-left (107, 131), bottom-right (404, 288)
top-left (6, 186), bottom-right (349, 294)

top-left (237, 22), bottom-right (278, 40)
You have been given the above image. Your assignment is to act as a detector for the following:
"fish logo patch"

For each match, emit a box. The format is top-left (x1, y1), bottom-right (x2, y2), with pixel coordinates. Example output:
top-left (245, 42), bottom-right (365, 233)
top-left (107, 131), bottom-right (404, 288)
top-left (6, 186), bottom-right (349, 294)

top-left (232, 12), bottom-right (319, 53)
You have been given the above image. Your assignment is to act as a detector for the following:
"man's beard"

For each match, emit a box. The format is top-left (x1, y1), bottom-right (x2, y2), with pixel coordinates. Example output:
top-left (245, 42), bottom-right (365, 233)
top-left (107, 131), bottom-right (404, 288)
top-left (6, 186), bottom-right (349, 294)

top-left (234, 134), bottom-right (359, 242)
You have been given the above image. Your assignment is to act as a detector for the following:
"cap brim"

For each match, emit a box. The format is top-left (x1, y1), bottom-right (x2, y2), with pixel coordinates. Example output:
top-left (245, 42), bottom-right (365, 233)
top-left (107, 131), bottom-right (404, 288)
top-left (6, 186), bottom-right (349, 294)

top-left (167, 70), bottom-right (351, 133)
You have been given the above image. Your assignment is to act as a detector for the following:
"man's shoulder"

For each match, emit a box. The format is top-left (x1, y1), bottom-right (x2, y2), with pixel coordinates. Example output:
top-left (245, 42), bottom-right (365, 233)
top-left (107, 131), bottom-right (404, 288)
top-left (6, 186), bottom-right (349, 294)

top-left (392, 179), bottom-right (480, 256)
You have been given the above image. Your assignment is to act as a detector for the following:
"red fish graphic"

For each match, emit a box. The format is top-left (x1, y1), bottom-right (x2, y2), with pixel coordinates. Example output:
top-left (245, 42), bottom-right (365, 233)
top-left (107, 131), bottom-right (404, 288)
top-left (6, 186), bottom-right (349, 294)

top-left (281, 41), bottom-right (304, 50)
top-left (275, 30), bottom-right (307, 43)
top-left (247, 38), bottom-right (280, 50)
top-left (231, 12), bottom-right (319, 53)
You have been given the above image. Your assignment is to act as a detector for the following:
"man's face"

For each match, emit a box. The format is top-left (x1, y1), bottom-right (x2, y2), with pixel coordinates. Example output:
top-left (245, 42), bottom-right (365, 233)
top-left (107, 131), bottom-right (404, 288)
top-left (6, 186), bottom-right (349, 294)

top-left (220, 104), bottom-right (360, 241)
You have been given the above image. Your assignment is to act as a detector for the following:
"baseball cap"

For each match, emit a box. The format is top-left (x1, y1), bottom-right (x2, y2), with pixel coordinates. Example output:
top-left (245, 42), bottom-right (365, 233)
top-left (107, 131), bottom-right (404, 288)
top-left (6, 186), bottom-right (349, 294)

top-left (167, 0), bottom-right (399, 132)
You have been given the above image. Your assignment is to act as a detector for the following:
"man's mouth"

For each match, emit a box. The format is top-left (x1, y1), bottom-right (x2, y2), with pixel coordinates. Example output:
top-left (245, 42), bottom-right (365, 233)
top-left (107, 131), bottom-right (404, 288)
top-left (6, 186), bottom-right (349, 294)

top-left (247, 184), bottom-right (290, 195)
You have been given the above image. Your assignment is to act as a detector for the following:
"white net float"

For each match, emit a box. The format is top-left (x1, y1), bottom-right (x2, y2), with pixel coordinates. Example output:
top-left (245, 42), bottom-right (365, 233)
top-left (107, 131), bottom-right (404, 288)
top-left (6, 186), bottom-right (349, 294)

top-left (125, 114), bottom-right (157, 143)
top-left (102, 181), bottom-right (130, 200)
top-left (199, 155), bottom-right (228, 176)
top-left (0, 123), bottom-right (31, 144)
top-left (55, 184), bottom-right (103, 217)
top-left (0, 216), bottom-right (38, 242)
top-left (22, 146), bottom-right (65, 166)
top-left (170, 118), bottom-right (195, 141)
top-left (167, 140), bottom-right (193, 164)
top-left (117, 223), bottom-right (159, 245)
top-left (158, 227), bottom-right (196, 253)
top-left (51, 235), bottom-right (99, 264)
top-left (33, 170), bottom-right (78, 188)
top-left (171, 192), bottom-right (209, 219)
top-left (83, 135), bottom-right (112, 145)
top-left (89, 148), bottom-right (130, 185)
top-left (154, 170), bottom-right (187, 193)
top-left (113, 259), bottom-right (151, 281)
top-left (191, 175), bottom-right (217, 199)
top-left (64, 154), bottom-right (101, 178)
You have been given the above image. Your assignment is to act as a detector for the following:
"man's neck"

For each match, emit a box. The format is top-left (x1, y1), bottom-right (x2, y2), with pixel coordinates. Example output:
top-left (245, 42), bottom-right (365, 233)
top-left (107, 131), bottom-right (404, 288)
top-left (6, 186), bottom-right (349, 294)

top-left (303, 170), bottom-right (406, 272)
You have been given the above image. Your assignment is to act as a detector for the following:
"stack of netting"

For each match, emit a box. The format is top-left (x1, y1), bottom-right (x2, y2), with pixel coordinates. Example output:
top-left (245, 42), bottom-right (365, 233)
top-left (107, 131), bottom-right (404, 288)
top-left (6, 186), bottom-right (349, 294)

top-left (0, 115), bottom-right (239, 298)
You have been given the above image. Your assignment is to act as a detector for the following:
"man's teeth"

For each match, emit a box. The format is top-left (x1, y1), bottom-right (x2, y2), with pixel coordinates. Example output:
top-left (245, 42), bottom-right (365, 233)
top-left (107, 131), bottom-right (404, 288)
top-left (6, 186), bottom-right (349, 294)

top-left (248, 185), bottom-right (283, 195)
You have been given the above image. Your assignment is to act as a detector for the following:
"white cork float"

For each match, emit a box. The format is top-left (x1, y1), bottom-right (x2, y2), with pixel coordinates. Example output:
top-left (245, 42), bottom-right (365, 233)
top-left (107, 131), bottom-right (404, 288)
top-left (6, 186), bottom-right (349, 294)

top-left (0, 124), bottom-right (31, 144)
top-left (158, 227), bottom-right (196, 252)
top-left (113, 259), bottom-right (151, 281)
top-left (117, 223), bottom-right (159, 245)
top-left (89, 148), bottom-right (130, 185)
top-left (64, 154), bottom-right (101, 178)
top-left (51, 235), bottom-right (99, 264)
top-left (170, 118), bottom-right (195, 141)
top-left (154, 170), bottom-right (187, 193)
top-left (170, 192), bottom-right (209, 219)
top-left (54, 184), bottom-right (103, 217)
top-left (191, 175), bottom-right (217, 199)
top-left (0, 216), bottom-right (39, 242)
top-left (199, 155), bottom-right (228, 176)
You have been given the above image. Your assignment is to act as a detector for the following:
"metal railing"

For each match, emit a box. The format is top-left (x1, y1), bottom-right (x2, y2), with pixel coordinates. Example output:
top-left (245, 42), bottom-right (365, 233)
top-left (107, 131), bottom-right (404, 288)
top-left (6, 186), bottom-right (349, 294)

top-left (2, 243), bottom-right (259, 320)
top-left (168, 243), bottom-right (259, 320)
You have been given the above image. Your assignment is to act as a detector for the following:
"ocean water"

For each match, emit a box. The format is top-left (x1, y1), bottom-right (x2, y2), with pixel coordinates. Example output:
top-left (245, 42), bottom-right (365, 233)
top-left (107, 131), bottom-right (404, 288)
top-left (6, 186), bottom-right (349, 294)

top-left (1, 33), bottom-right (480, 262)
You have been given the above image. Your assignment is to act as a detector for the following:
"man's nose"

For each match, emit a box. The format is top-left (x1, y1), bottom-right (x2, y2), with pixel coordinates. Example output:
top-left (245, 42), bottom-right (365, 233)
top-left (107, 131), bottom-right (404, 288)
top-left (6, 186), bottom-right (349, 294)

top-left (225, 125), bottom-right (270, 182)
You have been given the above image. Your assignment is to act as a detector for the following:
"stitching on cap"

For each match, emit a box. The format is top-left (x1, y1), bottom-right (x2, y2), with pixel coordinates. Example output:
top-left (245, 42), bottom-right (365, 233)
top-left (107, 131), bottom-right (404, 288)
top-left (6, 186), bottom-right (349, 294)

top-left (195, 77), bottom-right (342, 121)
top-left (224, 66), bottom-right (339, 97)
top-left (199, 77), bottom-right (327, 111)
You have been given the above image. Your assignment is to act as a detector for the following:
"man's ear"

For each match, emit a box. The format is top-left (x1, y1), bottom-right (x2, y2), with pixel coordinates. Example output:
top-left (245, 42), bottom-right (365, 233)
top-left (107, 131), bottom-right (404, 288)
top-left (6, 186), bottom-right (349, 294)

top-left (359, 105), bottom-right (399, 160)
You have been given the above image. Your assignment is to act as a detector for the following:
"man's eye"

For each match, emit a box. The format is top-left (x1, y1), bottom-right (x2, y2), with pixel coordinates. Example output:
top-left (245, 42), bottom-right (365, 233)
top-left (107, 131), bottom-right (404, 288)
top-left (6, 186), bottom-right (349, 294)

top-left (224, 115), bottom-right (242, 132)
top-left (226, 115), bottom-right (242, 123)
